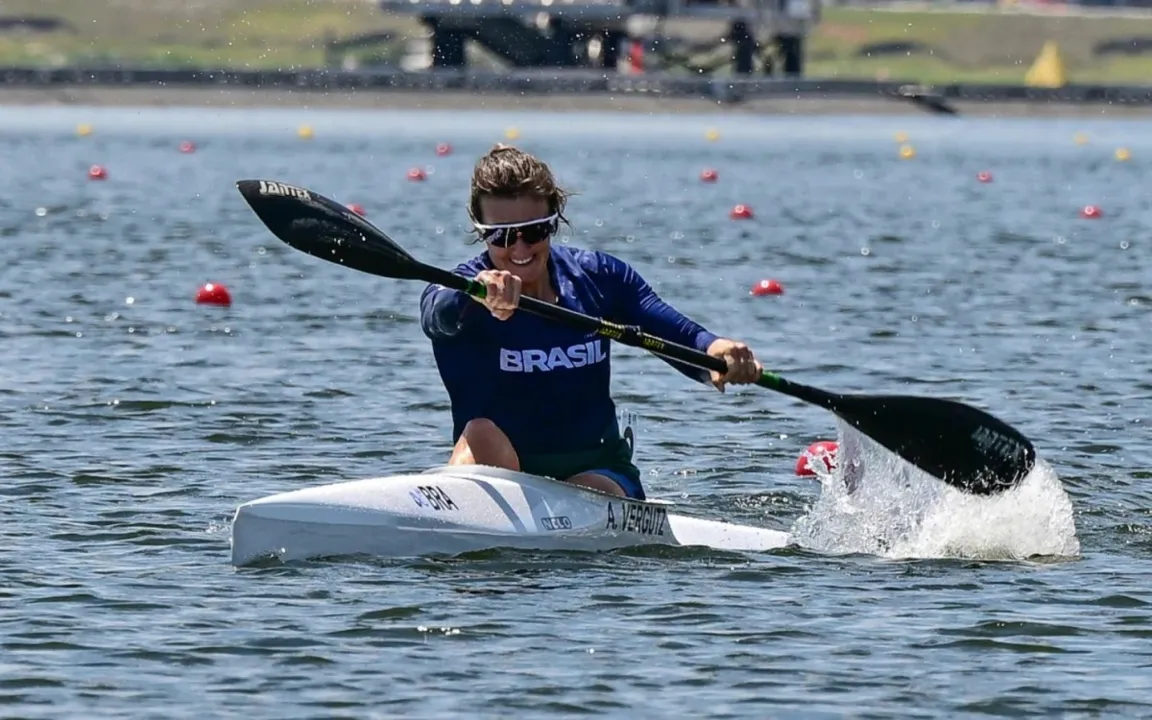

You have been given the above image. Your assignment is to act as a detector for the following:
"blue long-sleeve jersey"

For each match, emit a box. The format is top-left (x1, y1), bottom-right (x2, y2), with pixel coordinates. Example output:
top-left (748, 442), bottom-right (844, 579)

top-left (419, 246), bottom-right (720, 455)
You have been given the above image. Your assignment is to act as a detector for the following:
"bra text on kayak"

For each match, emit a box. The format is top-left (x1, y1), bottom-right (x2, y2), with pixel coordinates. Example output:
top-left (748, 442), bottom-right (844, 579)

top-left (409, 485), bottom-right (459, 511)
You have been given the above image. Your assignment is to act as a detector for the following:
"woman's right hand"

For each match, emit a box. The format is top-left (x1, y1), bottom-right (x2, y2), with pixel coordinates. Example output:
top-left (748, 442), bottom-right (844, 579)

top-left (473, 269), bottom-right (521, 321)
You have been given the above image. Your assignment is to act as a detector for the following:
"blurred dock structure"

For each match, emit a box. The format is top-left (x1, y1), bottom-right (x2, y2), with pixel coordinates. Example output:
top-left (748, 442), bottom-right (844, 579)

top-left (374, 0), bottom-right (819, 76)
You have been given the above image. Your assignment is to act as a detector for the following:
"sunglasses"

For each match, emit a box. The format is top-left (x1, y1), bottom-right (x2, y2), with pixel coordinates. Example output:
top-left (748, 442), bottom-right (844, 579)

top-left (475, 213), bottom-right (559, 248)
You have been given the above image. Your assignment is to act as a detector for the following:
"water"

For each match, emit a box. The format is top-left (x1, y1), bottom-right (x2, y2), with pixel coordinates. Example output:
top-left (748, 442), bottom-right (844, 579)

top-left (2, 106), bottom-right (1150, 718)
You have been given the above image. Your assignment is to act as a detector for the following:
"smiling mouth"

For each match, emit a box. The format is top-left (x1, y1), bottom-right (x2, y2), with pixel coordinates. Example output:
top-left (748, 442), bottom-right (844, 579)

top-left (510, 256), bottom-right (533, 266)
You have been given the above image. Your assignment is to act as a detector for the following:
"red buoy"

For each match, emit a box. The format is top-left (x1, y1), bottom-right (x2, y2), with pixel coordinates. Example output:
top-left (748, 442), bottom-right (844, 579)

top-left (730, 204), bottom-right (753, 220)
top-left (796, 440), bottom-right (839, 477)
top-left (750, 279), bottom-right (784, 296)
top-left (195, 283), bottom-right (232, 307)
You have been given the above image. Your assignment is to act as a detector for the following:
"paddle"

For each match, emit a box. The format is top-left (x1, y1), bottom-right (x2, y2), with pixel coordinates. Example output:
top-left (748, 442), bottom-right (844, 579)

top-left (235, 179), bottom-right (1036, 495)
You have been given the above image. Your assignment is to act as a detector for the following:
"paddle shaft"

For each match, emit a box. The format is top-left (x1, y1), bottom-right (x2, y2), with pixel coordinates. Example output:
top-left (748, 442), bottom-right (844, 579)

top-left (424, 263), bottom-right (837, 408)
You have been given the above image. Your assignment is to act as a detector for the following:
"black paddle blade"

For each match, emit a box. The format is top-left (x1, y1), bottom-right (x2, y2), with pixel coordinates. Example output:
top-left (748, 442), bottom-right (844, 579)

top-left (828, 394), bottom-right (1036, 495)
top-left (235, 179), bottom-right (429, 281)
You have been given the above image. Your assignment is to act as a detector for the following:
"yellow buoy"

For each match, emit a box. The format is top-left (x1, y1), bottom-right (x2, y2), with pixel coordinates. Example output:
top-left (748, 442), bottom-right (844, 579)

top-left (76, 123), bottom-right (93, 137)
top-left (894, 131), bottom-right (909, 143)
top-left (704, 127), bottom-right (721, 142)
top-left (899, 144), bottom-right (916, 159)
top-left (1073, 132), bottom-right (1089, 146)
top-left (297, 124), bottom-right (314, 140)
top-left (1025, 41), bottom-right (1067, 89)
top-left (504, 127), bottom-right (520, 141)
top-left (1115, 147), bottom-right (1131, 161)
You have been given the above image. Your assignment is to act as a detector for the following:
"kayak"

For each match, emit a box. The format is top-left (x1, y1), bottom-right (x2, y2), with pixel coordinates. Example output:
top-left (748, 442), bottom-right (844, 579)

top-left (229, 464), bottom-right (791, 566)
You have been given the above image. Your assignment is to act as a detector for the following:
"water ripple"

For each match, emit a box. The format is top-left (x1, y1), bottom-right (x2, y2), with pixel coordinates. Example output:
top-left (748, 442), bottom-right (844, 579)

top-left (0, 108), bottom-right (1148, 717)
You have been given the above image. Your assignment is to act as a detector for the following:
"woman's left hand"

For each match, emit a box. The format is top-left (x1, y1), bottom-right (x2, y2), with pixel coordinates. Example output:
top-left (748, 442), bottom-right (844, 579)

top-left (705, 338), bottom-right (762, 393)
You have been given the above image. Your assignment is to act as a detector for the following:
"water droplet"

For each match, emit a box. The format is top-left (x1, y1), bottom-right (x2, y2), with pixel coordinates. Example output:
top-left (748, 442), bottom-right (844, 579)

top-left (125, 297), bottom-right (135, 305)
top-left (257, 246), bottom-right (267, 255)
top-left (1056, 236), bottom-right (1066, 245)
top-left (861, 247), bottom-right (871, 256)
top-left (853, 169), bottom-right (864, 179)
top-left (625, 235), bottom-right (635, 243)
top-left (1120, 240), bottom-right (1130, 250)
top-left (595, 219), bottom-right (604, 227)
top-left (931, 220), bottom-right (940, 229)
top-left (35, 207), bottom-right (47, 217)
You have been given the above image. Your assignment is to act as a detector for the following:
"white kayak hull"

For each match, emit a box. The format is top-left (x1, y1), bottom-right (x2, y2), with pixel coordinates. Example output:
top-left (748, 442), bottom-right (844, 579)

top-left (230, 464), bottom-right (790, 566)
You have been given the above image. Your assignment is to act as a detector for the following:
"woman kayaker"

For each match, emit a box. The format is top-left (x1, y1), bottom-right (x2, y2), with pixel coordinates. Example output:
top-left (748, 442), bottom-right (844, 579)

top-left (420, 144), bottom-right (762, 500)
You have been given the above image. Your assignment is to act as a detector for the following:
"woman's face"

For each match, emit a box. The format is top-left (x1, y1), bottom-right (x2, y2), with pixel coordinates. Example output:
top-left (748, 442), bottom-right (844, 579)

top-left (477, 195), bottom-right (554, 288)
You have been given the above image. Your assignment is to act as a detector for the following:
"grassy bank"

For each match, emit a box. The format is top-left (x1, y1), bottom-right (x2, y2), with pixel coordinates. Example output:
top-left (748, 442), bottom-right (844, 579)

top-left (3, 0), bottom-right (1152, 84)
top-left (0, 0), bottom-right (418, 69)
top-left (807, 7), bottom-right (1152, 84)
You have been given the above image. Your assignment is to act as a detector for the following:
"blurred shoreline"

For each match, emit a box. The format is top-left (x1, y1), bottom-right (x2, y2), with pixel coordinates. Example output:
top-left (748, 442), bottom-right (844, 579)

top-left (3, 86), bottom-right (1152, 117)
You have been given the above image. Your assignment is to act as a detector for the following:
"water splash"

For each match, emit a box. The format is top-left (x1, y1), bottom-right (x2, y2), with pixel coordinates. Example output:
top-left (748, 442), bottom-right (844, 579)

top-left (789, 421), bottom-right (1080, 560)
